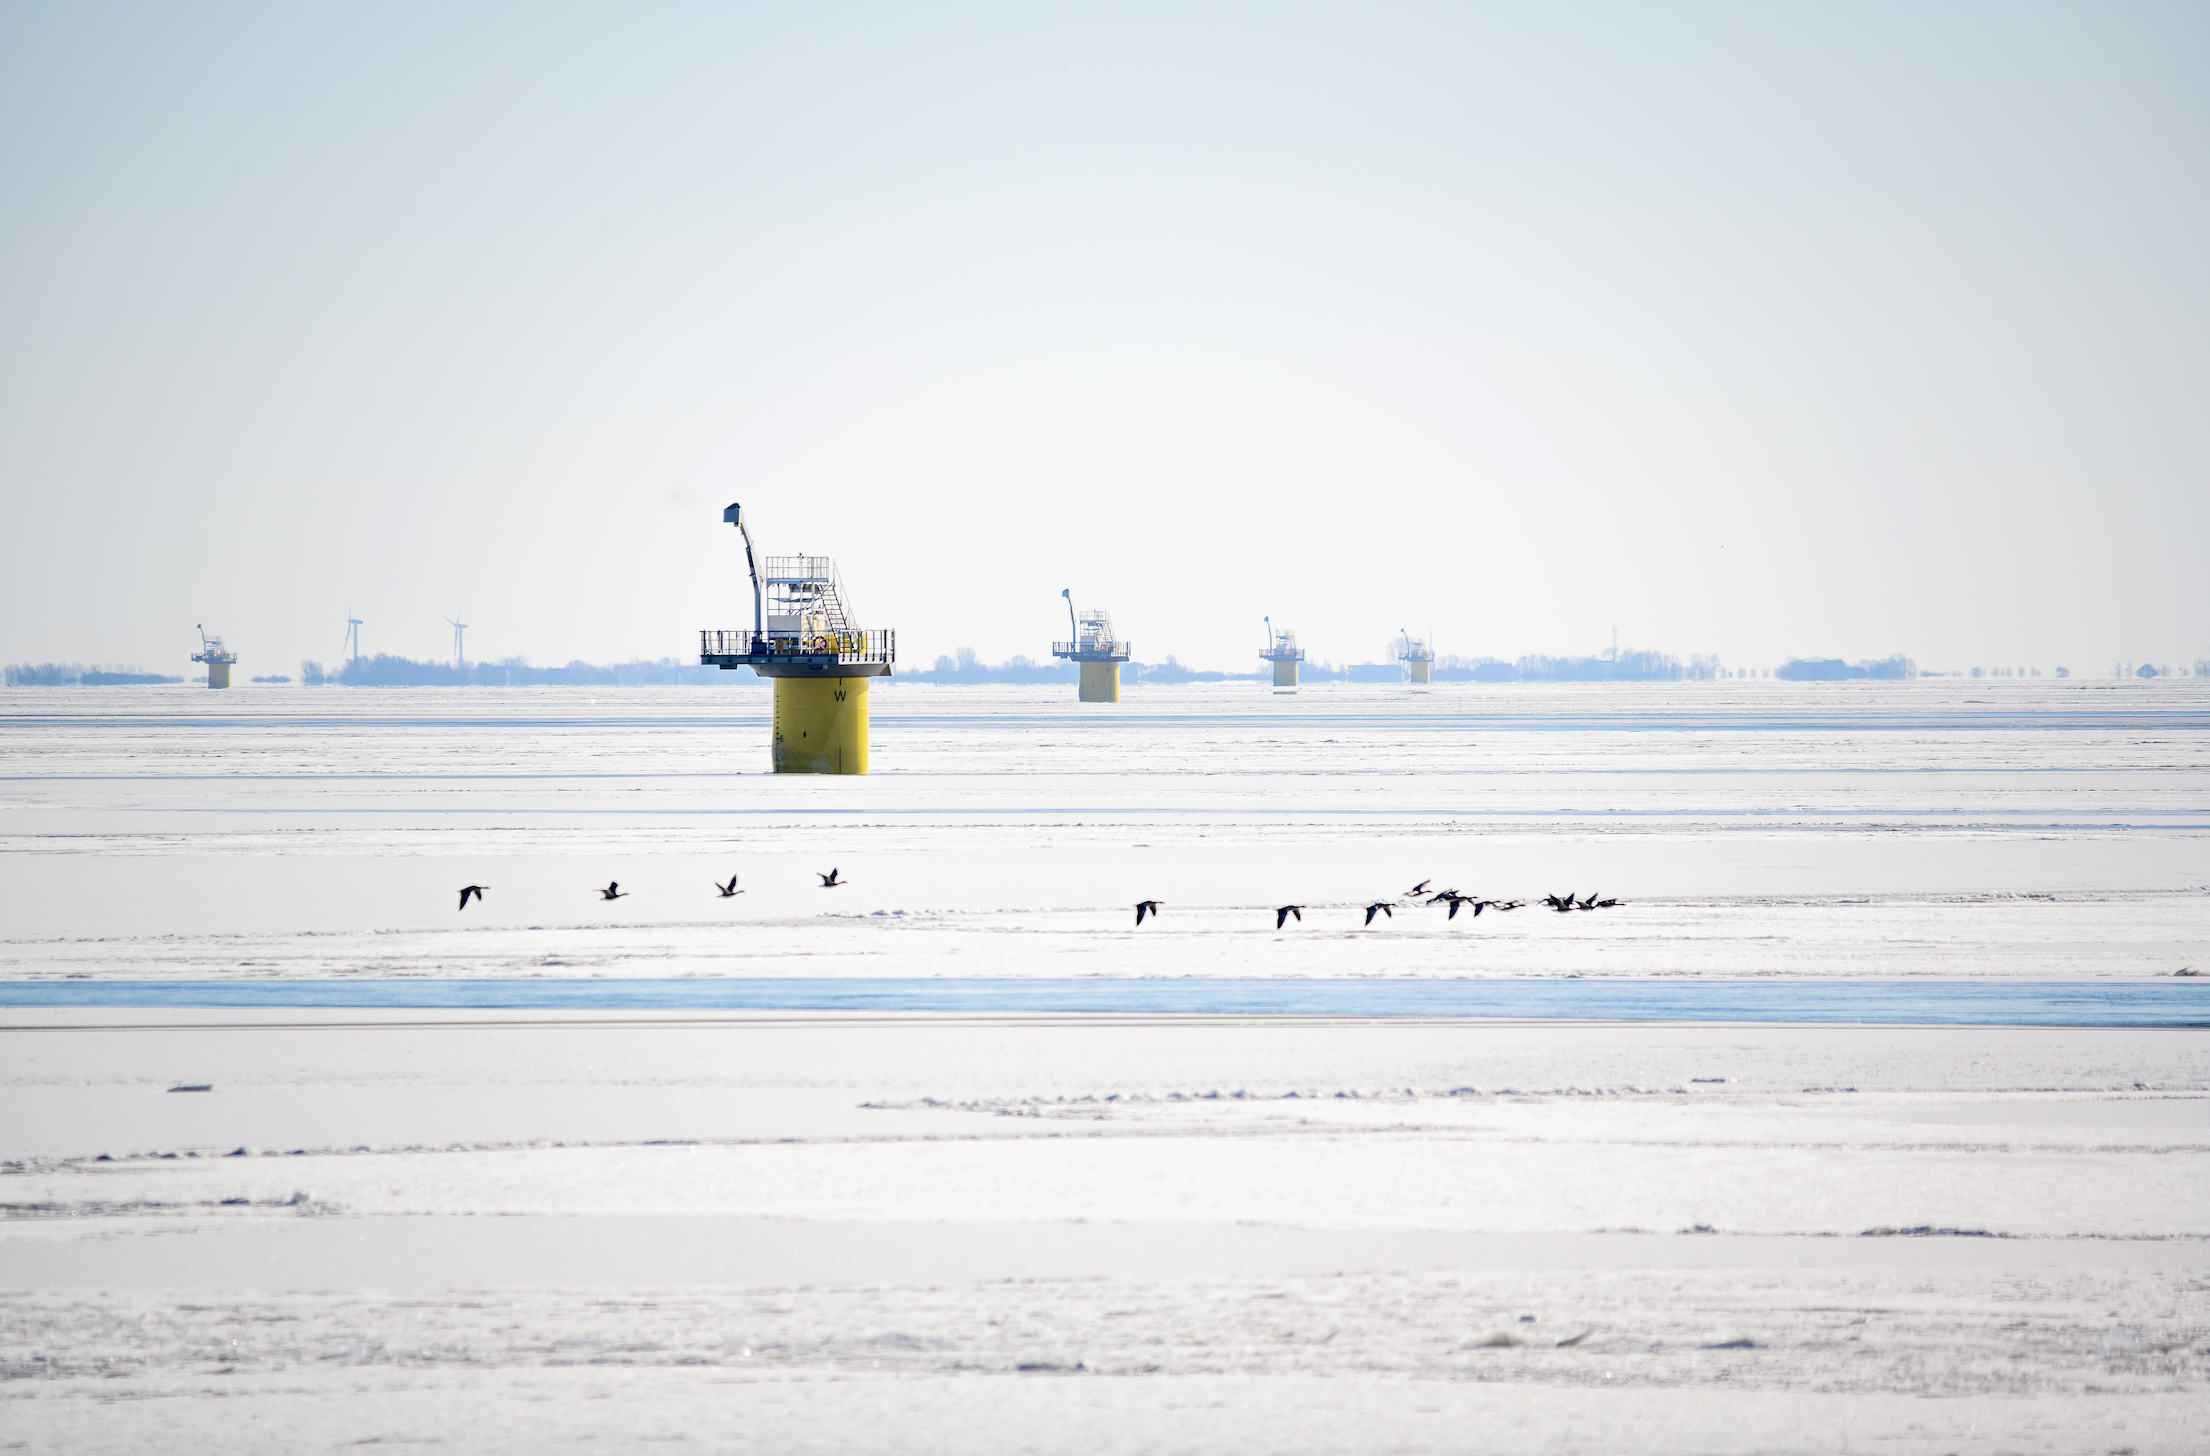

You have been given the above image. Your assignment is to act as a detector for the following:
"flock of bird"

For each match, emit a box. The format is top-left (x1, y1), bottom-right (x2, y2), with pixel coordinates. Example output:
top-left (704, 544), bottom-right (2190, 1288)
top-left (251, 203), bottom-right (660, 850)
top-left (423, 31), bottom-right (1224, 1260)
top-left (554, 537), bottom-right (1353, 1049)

top-left (454, 872), bottom-right (1623, 926)
top-left (1212, 879), bottom-right (1619, 931)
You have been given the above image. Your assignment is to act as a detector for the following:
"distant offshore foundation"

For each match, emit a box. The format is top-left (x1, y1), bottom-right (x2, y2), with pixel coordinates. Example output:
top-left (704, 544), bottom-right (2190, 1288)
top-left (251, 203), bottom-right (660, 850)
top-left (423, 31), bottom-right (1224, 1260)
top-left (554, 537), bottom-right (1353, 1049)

top-left (191, 626), bottom-right (237, 689)
top-left (1051, 590), bottom-right (1131, 703)
top-left (1399, 630), bottom-right (1434, 686)
top-left (1260, 618), bottom-right (1305, 692)
top-left (700, 503), bottom-right (895, 774)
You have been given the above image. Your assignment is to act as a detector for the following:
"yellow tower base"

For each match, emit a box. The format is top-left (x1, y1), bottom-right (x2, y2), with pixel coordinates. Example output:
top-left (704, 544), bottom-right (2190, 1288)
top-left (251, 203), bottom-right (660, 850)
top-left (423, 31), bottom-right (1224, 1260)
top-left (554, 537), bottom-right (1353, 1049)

top-left (772, 676), bottom-right (870, 774)
top-left (206, 662), bottom-right (231, 689)
top-left (1408, 660), bottom-right (1430, 685)
top-left (1078, 661), bottom-right (1120, 703)
top-left (1272, 659), bottom-right (1298, 690)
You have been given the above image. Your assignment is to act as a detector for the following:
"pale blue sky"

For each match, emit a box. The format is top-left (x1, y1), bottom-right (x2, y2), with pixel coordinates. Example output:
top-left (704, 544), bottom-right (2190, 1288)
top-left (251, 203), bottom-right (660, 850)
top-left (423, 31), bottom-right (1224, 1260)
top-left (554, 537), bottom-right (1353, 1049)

top-left (2, 3), bottom-right (2204, 676)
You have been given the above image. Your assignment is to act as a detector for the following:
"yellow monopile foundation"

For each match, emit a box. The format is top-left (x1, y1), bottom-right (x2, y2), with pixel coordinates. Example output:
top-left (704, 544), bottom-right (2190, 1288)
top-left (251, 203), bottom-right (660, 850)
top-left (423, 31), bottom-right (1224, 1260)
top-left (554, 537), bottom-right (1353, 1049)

top-left (1078, 660), bottom-right (1120, 703)
top-left (772, 676), bottom-right (871, 774)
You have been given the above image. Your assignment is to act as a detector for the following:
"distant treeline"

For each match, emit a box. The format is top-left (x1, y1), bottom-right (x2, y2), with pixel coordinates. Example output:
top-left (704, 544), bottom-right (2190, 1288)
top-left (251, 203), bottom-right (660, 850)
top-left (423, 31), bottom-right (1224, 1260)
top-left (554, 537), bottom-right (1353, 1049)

top-left (908, 651), bottom-right (1084, 685)
top-left (905, 647), bottom-right (1731, 684)
top-left (302, 655), bottom-right (756, 686)
top-left (3, 663), bottom-right (184, 686)
top-left (2, 648), bottom-right (1935, 689)
top-left (904, 651), bottom-right (1270, 685)
top-left (1437, 650), bottom-right (1725, 683)
top-left (1774, 655), bottom-right (1915, 682)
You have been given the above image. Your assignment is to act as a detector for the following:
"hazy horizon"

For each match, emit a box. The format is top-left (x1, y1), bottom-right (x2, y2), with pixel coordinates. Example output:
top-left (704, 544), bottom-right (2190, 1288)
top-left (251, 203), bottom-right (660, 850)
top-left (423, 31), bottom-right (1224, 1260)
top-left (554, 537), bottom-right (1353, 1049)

top-left (3, 3), bottom-right (2205, 677)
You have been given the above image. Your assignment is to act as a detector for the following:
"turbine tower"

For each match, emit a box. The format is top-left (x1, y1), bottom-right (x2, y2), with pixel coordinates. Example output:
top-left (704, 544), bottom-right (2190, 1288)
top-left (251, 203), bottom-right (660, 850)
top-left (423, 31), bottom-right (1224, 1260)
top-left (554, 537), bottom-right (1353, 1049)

top-left (446, 613), bottom-right (468, 670)
top-left (1259, 616), bottom-right (1305, 693)
top-left (1051, 588), bottom-right (1131, 703)
top-left (343, 611), bottom-right (362, 665)
top-left (699, 502), bottom-right (896, 774)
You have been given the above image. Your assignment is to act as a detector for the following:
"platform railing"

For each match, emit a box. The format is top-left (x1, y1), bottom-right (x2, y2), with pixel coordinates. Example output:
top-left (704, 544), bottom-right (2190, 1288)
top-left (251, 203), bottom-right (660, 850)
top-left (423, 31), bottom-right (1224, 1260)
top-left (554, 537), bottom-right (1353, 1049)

top-left (1051, 639), bottom-right (1131, 659)
top-left (701, 628), bottom-right (895, 664)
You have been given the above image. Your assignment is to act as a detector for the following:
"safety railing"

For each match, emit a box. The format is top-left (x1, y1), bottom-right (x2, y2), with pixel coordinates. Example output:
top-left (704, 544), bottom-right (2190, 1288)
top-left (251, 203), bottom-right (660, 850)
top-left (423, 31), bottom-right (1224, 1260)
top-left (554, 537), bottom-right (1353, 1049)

top-left (1051, 639), bottom-right (1131, 659)
top-left (701, 628), bottom-right (896, 664)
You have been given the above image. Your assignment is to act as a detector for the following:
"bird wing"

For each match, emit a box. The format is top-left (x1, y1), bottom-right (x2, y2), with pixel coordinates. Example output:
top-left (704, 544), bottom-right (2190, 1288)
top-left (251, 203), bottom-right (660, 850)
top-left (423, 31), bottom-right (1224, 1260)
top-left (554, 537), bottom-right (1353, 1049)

top-left (1364, 905), bottom-right (1377, 925)
top-left (1380, 904), bottom-right (1392, 917)
top-left (1275, 907), bottom-right (1289, 928)
top-left (1447, 899), bottom-right (1462, 919)
top-left (1290, 906), bottom-right (1301, 922)
top-left (1135, 904), bottom-right (1148, 925)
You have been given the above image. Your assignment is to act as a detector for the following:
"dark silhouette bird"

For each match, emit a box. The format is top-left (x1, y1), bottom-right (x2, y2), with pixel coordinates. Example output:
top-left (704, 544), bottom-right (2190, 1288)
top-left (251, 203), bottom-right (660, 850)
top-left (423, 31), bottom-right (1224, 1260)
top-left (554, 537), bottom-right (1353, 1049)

top-left (1364, 901), bottom-right (1394, 926)
top-left (817, 868), bottom-right (845, 888)
top-left (1275, 904), bottom-right (1305, 929)
top-left (598, 881), bottom-right (628, 901)
top-left (1428, 889), bottom-right (1476, 918)
top-left (1135, 900), bottom-right (1163, 925)
top-left (715, 874), bottom-right (743, 898)
top-left (1490, 899), bottom-right (1526, 912)
top-left (1574, 891), bottom-right (1603, 911)
top-left (457, 885), bottom-right (488, 911)
top-left (1424, 888), bottom-right (1461, 905)
top-left (1543, 893), bottom-right (1576, 912)
top-left (1404, 879), bottom-right (1432, 898)
top-left (1589, 896), bottom-right (1620, 909)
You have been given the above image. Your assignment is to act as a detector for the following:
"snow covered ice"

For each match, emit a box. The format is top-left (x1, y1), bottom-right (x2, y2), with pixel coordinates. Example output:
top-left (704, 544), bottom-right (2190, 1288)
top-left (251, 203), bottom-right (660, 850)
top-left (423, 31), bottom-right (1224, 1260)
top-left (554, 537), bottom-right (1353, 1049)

top-left (3, 680), bottom-right (2208, 1453)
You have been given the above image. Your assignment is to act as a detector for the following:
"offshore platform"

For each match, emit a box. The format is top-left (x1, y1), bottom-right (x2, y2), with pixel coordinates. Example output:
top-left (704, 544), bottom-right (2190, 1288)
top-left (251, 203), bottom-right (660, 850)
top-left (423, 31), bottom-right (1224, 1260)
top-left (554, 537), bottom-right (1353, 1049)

top-left (1259, 617), bottom-right (1305, 692)
top-left (1051, 590), bottom-right (1130, 702)
top-left (1398, 629), bottom-right (1435, 685)
top-left (700, 503), bottom-right (895, 774)
top-left (191, 625), bottom-right (237, 689)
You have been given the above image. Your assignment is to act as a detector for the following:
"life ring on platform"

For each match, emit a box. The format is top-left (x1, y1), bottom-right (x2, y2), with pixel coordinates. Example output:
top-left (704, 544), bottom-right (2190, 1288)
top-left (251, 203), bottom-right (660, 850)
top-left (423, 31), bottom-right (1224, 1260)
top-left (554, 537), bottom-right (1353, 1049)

top-left (808, 635), bottom-right (830, 653)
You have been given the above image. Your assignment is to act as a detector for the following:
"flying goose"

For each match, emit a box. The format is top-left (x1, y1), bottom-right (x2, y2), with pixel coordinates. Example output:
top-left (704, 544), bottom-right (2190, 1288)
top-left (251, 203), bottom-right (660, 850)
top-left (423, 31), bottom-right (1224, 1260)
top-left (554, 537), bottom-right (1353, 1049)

top-left (1363, 901), bottom-right (1394, 926)
top-left (1275, 904), bottom-right (1306, 929)
top-left (599, 881), bottom-right (628, 901)
top-left (715, 874), bottom-right (743, 898)
top-left (457, 885), bottom-right (488, 911)
top-left (1135, 900), bottom-right (1163, 925)
top-left (818, 868), bottom-right (845, 888)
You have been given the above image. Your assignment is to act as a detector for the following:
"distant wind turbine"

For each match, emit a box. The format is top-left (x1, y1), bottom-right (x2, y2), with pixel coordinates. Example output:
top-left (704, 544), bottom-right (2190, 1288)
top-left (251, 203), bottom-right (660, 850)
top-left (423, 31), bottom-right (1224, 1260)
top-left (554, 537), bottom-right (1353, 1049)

top-left (343, 609), bottom-right (362, 664)
top-left (446, 613), bottom-right (468, 670)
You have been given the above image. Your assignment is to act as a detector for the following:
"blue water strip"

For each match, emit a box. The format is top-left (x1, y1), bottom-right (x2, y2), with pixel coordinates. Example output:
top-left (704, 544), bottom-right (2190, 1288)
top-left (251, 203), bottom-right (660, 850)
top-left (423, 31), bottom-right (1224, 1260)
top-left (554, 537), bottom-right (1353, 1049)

top-left (3, 979), bottom-right (2205, 1026)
